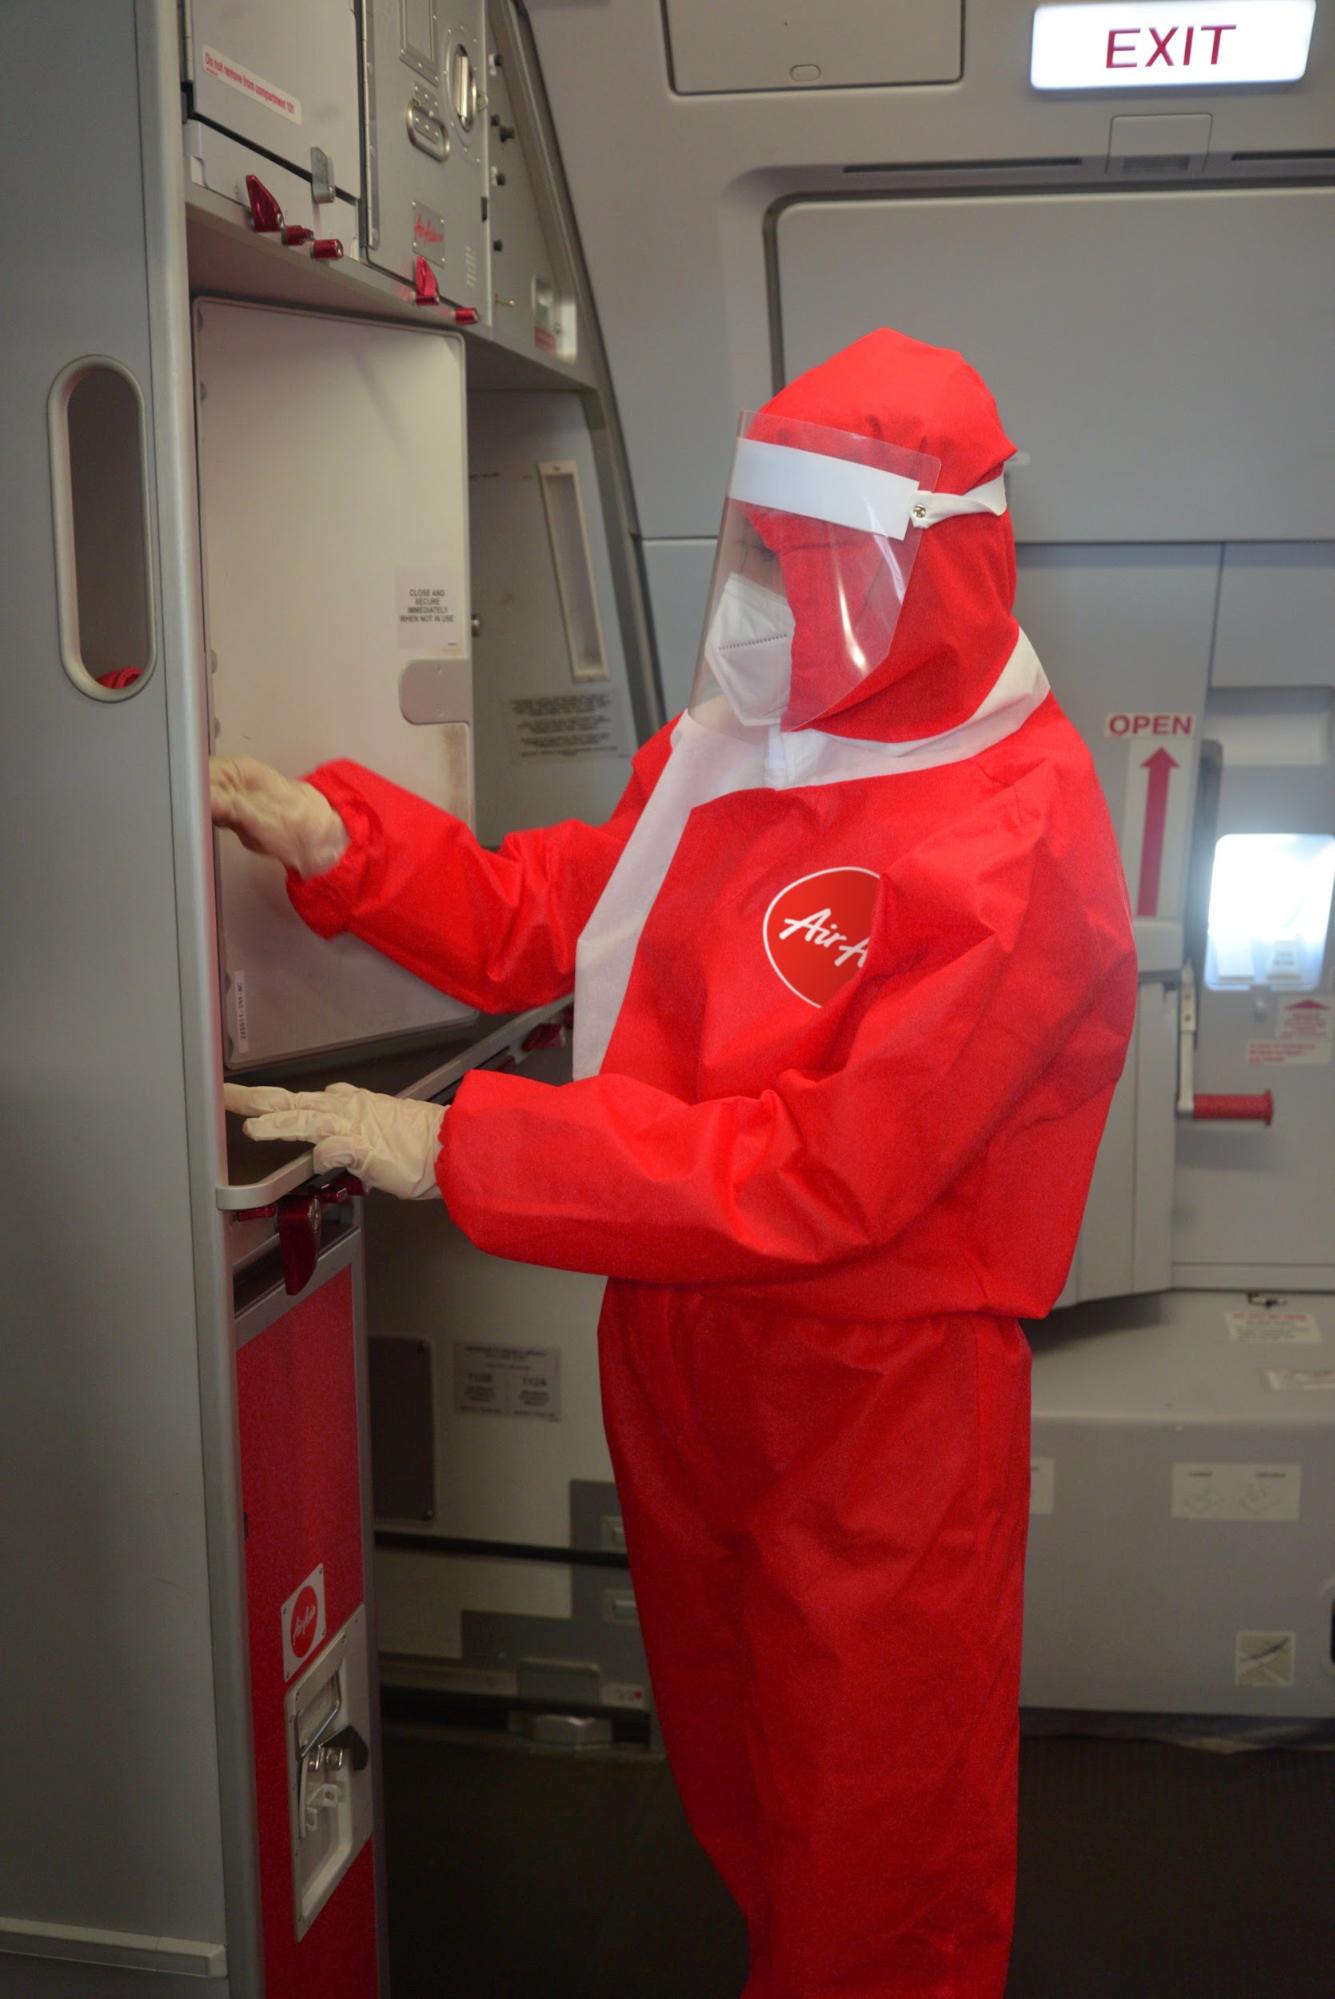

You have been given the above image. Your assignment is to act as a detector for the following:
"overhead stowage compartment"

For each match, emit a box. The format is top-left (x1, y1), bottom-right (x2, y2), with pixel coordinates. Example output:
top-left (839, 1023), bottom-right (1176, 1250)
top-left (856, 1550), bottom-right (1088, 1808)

top-left (664, 0), bottom-right (962, 95)
top-left (776, 187), bottom-right (1335, 543)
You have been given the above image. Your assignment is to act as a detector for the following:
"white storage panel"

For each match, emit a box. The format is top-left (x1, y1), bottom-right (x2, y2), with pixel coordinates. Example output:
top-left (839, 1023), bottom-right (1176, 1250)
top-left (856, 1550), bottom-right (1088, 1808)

top-left (196, 300), bottom-right (474, 1068)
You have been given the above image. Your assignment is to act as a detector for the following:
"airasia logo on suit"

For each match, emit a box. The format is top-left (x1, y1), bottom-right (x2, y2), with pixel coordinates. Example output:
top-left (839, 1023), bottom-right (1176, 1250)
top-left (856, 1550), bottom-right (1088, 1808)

top-left (764, 868), bottom-right (879, 1006)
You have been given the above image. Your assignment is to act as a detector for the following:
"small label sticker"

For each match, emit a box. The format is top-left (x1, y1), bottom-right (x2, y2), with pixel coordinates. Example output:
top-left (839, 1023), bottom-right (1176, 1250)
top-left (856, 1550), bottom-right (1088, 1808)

top-left (1247, 1038), bottom-right (1330, 1068)
top-left (1227, 1307), bottom-right (1321, 1345)
top-left (1235, 1631), bottom-right (1297, 1689)
top-left (396, 568), bottom-right (458, 647)
top-left (281, 1564), bottom-right (327, 1682)
top-left (600, 1681), bottom-right (649, 1710)
top-left (201, 46), bottom-right (302, 125)
top-left (232, 969), bottom-right (250, 1057)
top-left (453, 1344), bottom-right (561, 1421)
top-left (1171, 1462), bottom-right (1302, 1522)
top-left (1264, 1368), bottom-right (1335, 1392)
top-left (1249, 994), bottom-right (1335, 1066)
top-left (505, 689), bottom-right (626, 763)
top-left (1030, 1457), bottom-right (1056, 1516)
top-left (1279, 996), bottom-right (1332, 1046)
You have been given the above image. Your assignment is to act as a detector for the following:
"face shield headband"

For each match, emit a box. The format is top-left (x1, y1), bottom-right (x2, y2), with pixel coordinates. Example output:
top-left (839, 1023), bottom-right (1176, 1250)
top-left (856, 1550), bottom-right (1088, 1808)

top-left (689, 415), bottom-right (1010, 735)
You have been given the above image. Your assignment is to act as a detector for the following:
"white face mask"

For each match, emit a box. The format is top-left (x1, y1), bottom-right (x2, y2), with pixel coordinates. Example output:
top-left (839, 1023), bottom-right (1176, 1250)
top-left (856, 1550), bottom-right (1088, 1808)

top-left (700, 571), bottom-right (796, 727)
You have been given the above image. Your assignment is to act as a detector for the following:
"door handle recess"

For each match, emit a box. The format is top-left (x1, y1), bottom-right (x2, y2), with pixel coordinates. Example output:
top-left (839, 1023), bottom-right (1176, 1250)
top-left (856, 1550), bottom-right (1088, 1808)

top-left (47, 357), bottom-right (156, 700)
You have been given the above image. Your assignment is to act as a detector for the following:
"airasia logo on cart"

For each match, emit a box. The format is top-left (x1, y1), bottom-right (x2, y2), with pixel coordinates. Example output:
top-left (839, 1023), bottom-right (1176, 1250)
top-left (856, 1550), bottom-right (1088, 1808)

top-left (764, 868), bottom-right (879, 1007)
top-left (291, 1591), bottom-right (319, 1651)
top-left (281, 1565), bottom-right (328, 1682)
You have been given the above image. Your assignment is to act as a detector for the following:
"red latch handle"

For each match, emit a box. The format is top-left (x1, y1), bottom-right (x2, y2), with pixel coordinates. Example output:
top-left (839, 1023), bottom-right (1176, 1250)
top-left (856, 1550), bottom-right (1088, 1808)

top-left (235, 1175), bottom-right (364, 1296)
top-left (521, 1004), bottom-right (575, 1054)
top-left (414, 255), bottom-right (440, 307)
top-left (453, 306), bottom-right (479, 325)
top-left (282, 224), bottom-right (314, 246)
top-left (244, 174), bottom-right (284, 235)
top-left (310, 237), bottom-right (345, 262)
top-left (1192, 1093), bottom-right (1274, 1125)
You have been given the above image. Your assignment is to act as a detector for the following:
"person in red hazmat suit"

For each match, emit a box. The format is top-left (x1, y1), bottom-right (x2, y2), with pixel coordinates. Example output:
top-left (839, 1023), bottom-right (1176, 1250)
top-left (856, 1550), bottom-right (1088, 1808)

top-left (216, 328), bottom-right (1137, 1997)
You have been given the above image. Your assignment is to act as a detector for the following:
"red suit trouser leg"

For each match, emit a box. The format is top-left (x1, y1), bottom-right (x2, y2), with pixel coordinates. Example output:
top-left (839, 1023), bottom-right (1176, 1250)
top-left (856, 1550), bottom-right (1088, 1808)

top-left (600, 1286), bottom-right (1031, 1999)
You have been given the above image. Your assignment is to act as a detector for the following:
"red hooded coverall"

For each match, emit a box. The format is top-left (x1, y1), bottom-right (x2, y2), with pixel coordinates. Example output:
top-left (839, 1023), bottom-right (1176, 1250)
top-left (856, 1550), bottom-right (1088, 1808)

top-left (291, 331), bottom-right (1137, 1996)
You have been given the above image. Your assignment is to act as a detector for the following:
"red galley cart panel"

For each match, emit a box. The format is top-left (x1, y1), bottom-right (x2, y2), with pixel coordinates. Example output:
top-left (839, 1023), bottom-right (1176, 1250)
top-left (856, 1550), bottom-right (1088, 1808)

top-left (236, 1258), bottom-right (381, 1998)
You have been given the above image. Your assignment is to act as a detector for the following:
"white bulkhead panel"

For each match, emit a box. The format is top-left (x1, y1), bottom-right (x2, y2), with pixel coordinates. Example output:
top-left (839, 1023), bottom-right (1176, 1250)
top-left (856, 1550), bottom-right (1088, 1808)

top-left (775, 188), bottom-right (1335, 545)
top-left (641, 539), bottom-right (717, 719)
top-left (468, 392), bottom-right (640, 843)
top-left (196, 300), bottom-right (474, 1068)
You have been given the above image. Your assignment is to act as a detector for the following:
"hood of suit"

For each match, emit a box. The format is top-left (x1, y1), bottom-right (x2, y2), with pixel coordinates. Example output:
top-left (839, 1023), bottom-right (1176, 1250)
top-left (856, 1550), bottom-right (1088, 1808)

top-left (752, 329), bottom-right (1019, 744)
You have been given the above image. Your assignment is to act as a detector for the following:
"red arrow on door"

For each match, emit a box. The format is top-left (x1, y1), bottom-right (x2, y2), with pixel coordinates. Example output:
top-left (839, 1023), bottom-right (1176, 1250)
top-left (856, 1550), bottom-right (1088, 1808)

top-left (1136, 748), bottom-right (1179, 917)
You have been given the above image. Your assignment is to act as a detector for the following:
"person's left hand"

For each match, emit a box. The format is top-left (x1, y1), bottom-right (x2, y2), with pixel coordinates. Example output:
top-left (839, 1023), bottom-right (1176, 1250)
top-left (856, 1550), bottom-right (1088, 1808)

top-left (224, 1082), bottom-right (445, 1200)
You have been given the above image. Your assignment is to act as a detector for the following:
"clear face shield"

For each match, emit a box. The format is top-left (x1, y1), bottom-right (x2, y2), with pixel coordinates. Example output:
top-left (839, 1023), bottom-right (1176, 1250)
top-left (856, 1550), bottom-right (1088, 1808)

top-left (688, 413), bottom-right (1004, 736)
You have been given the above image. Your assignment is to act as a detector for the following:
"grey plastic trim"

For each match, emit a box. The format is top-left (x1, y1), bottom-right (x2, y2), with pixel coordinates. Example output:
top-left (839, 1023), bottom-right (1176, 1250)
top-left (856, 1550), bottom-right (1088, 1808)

top-left (46, 355), bottom-right (158, 701)
top-left (0, 1919), bottom-right (226, 1979)
top-left (137, 3), bottom-right (265, 1991)
top-left (490, 1), bottom-right (664, 738)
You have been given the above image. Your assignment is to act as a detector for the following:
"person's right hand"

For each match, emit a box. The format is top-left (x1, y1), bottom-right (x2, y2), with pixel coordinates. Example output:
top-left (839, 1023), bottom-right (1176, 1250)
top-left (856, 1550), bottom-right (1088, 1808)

top-left (210, 756), bottom-right (349, 879)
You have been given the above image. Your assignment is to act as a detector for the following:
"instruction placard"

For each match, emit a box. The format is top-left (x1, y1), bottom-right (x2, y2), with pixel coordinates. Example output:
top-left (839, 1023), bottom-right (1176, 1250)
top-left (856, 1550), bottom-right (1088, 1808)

top-left (505, 689), bottom-right (626, 763)
top-left (202, 46), bottom-right (302, 124)
top-left (1227, 1307), bottom-right (1321, 1345)
top-left (1248, 995), bottom-right (1334, 1068)
top-left (396, 568), bottom-right (460, 647)
top-left (1171, 1462), bottom-right (1302, 1522)
top-left (1264, 1368), bottom-right (1335, 1393)
top-left (453, 1343), bottom-right (561, 1421)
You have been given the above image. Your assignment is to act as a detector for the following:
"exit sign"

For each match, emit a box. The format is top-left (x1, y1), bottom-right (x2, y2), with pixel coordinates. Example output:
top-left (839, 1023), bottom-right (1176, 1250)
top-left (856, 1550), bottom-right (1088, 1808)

top-left (1031, 1), bottom-right (1316, 89)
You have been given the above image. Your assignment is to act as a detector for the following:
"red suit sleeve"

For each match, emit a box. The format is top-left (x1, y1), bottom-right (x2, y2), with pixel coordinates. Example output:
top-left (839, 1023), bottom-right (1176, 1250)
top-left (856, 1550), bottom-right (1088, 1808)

top-left (435, 771), bottom-right (1138, 1283)
top-left (286, 734), bottom-right (674, 1014)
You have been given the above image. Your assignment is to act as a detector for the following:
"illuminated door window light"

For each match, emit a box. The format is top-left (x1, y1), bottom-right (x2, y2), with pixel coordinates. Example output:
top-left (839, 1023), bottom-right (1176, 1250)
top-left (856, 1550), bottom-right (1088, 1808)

top-left (1204, 833), bottom-right (1335, 991)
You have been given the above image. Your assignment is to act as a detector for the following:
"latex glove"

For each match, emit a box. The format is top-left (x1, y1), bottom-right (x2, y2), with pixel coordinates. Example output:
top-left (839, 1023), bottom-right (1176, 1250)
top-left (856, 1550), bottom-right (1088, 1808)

top-left (210, 755), bottom-right (349, 879)
top-left (225, 1082), bottom-right (445, 1200)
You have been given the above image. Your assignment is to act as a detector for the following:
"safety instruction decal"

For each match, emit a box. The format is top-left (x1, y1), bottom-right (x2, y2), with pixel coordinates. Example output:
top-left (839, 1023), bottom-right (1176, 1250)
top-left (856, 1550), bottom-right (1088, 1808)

top-left (505, 689), bottom-right (626, 762)
top-left (1171, 1462), bottom-right (1301, 1522)
top-left (1248, 996), bottom-right (1332, 1067)
top-left (1264, 1368), bottom-right (1335, 1393)
top-left (454, 1343), bottom-right (561, 1421)
top-left (396, 569), bottom-right (459, 646)
top-left (201, 47), bottom-right (302, 125)
top-left (1235, 1631), bottom-right (1296, 1689)
top-left (1227, 1306), bottom-right (1321, 1345)
top-left (1030, 1457), bottom-right (1056, 1516)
